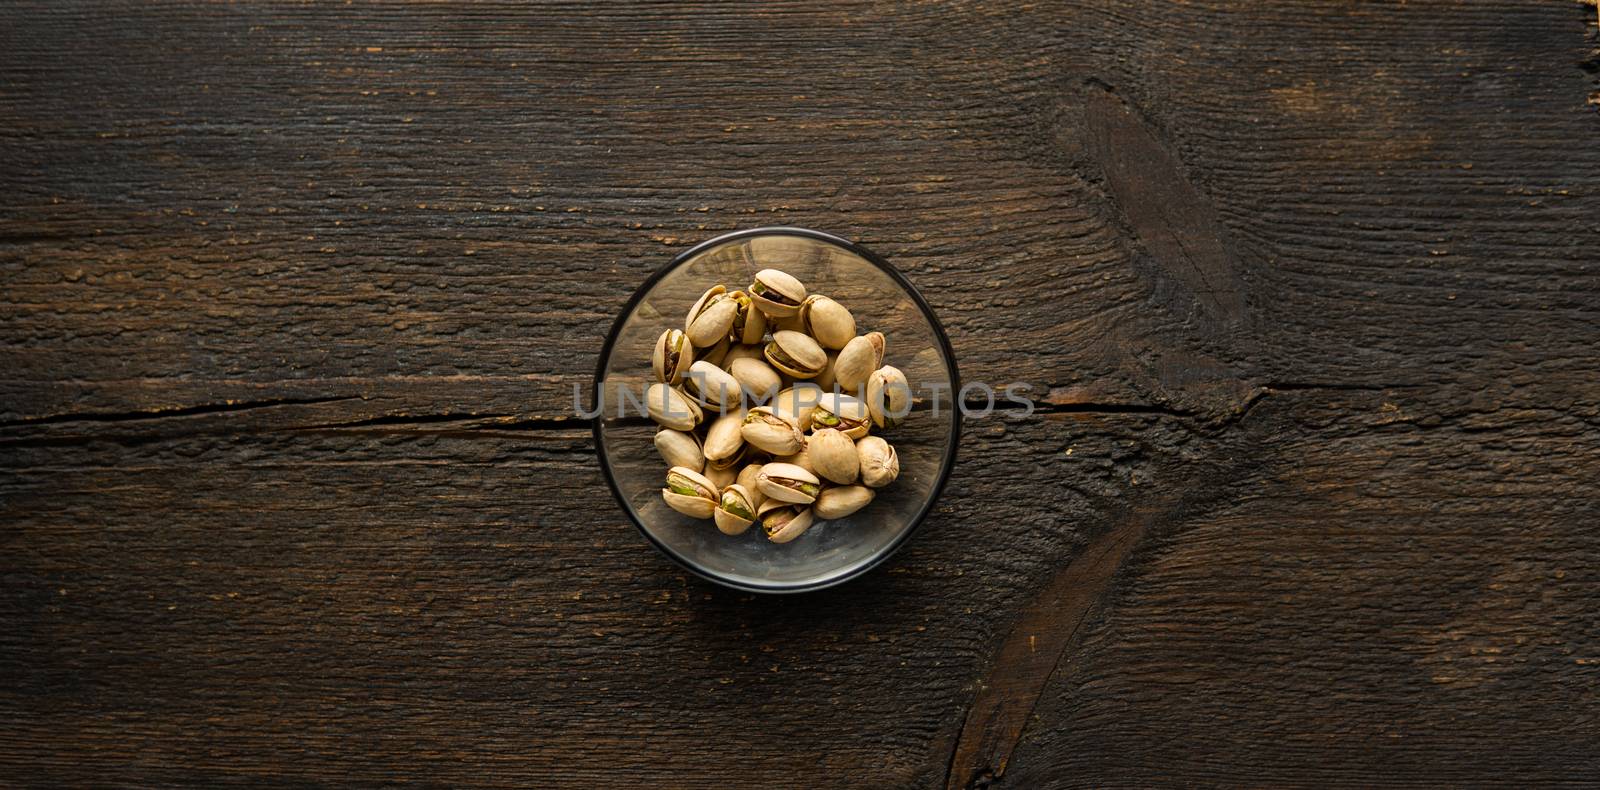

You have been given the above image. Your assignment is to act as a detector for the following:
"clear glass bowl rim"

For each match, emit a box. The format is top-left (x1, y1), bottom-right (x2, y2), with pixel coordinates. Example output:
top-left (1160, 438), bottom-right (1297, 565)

top-left (591, 226), bottom-right (963, 593)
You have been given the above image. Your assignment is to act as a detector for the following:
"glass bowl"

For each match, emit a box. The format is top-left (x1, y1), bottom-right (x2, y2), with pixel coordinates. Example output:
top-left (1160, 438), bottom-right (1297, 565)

top-left (592, 227), bottom-right (960, 593)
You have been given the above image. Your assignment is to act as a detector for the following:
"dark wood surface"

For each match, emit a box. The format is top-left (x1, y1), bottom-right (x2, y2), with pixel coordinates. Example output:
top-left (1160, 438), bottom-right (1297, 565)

top-left (4, 1), bottom-right (1599, 787)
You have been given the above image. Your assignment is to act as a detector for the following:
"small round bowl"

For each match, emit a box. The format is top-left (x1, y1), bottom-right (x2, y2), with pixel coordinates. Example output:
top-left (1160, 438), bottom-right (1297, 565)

top-left (592, 227), bottom-right (960, 593)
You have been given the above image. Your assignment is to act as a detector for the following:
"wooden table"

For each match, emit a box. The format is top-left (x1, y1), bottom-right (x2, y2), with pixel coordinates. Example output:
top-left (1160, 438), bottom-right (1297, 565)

top-left (5, 2), bottom-right (1598, 786)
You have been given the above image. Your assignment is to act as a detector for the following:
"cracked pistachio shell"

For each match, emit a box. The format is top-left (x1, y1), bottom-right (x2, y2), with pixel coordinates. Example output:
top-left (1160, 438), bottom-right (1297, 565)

top-left (703, 407), bottom-right (747, 467)
top-left (729, 357), bottom-right (782, 402)
top-left (684, 285), bottom-right (726, 339)
top-left (662, 466), bottom-right (718, 519)
top-left (646, 383), bottom-right (702, 431)
top-left (714, 484), bottom-right (758, 535)
top-left (800, 295), bottom-right (856, 350)
top-left (814, 485), bottom-right (874, 520)
top-left (688, 291), bottom-right (740, 348)
top-left (729, 292), bottom-right (770, 345)
top-left (740, 406), bottom-right (805, 456)
top-left (808, 428), bottom-right (859, 485)
top-left (770, 384), bottom-right (823, 430)
top-left (764, 330), bottom-right (827, 379)
top-left (866, 365), bottom-right (911, 429)
top-left (834, 332), bottom-right (885, 392)
top-left (812, 393), bottom-right (871, 440)
top-left (755, 462), bottom-right (822, 505)
top-left (652, 328), bottom-right (694, 385)
top-left (857, 436), bottom-right (899, 488)
top-left (684, 360), bottom-right (741, 413)
top-left (736, 464), bottom-right (767, 510)
top-left (749, 268), bottom-right (807, 318)
top-left (704, 463), bottom-right (737, 491)
top-left (653, 429), bottom-right (704, 472)
top-left (757, 500), bottom-right (814, 544)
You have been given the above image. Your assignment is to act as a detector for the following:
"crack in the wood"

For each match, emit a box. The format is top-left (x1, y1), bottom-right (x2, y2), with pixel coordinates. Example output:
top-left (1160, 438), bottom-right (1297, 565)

top-left (0, 396), bottom-right (361, 428)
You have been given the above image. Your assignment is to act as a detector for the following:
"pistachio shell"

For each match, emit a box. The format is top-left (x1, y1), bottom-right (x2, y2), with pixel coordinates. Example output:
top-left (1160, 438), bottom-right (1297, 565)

top-left (720, 342), bottom-right (765, 371)
top-left (808, 428), bottom-right (859, 485)
top-left (812, 393), bottom-right (871, 440)
top-left (740, 406), bottom-right (805, 456)
top-left (814, 485), bottom-right (874, 520)
top-left (834, 332), bottom-right (885, 393)
top-left (704, 463), bottom-right (737, 491)
top-left (684, 360), bottom-right (742, 412)
top-left (688, 292), bottom-right (740, 348)
top-left (757, 501), bottom-right (815, 544)
top-left (866, 365), bottom-right (911, 429)
top-left (857, 436), bottom-right (900, 488)
top-left (770, 385), bottom-right (823, 430)
top-left (756, 462), bottom-right (822, 505)
top-left (736, 464), bottom-right (767, 510)
top-left (652, 328), bottom-right (694, 384)
top-left (749, 269), bottom-right (807, 318)
top-left (800, 295), bottom-right (855, 350)
top-left (776, 443), bottom-right (816, 476)
top-left (728, 357), bottom-right (782, 402)
top-left (714, 484), bottom-right (757, 535)
top-left (729, 292), bottom-right (770, 345)
top-left (764, 330), bottom-right (826, 378)
top-left (811, 350), bottom-right (840, 392)
top-left (662, 465), bottom-right (718, 518)
top-left (654, 429), bottom-right (704, 471)
top-left (684, 284), bottom-right (727, 335)
top-left (772, 313), bottom-right (806, 334)
top-left (703, 408), bottom-right (747, 467)
top-left (645, 383), bottom-right (701, 431)
top-left (696, 335), bottom-right (732, 368)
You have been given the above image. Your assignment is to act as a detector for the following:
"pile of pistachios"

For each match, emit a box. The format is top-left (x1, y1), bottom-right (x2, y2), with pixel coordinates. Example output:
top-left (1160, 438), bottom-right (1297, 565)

top-left (646, 268), bottom-right (908, 544)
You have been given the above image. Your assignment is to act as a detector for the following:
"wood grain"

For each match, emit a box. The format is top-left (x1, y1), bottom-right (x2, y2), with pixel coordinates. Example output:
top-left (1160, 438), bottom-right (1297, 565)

top-left (3, 0), bottom-right (1598, 787)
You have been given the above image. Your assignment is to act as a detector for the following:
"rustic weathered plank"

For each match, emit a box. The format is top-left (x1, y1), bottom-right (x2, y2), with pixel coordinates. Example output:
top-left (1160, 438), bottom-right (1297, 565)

top-left (3, 0), bottom-right (1599, 787)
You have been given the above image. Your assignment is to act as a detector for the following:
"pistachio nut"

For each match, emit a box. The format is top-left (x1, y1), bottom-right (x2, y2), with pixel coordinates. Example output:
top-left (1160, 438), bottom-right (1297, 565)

top-left (646, 382), bottom-right (702, 431)
top-left (728, 290), bottom-right (770, 345)
top-left (654, 428), bottom-right (704, 472)
top-left (865, 365), bottom-right (911, 429)
top-left (756, 462), bottom-right (822, 505)
top-left (811, 393), bottom-right (871, 440)
top-left (857, 436), bottom-right (900, 488)
top-left (714, 484), bottom-right (758, 535)
top-left (703, 408), bottom-right (747, 468)
top-left (740, 406), bottom-right (805, 456)
top-left (770, 384), bottom-right (823, 430)
top-left (662, 466), bottom-right (718, 519)
top-left (728, 357), bottom-right (782, 403)
top-left (814, 485), bottom-right (874, 520)
top-left (808, 427), bottom-right (859, 485)
top-left (833, 331), bottom-right (885, 393)
top-left (811, 350), bottom-right (840, 392)
top-left (684, 360), bottom-right (742, 413)
top-left (757, 500), bottom-right (815, 544)
top-left (652, 328), bottom-right (694, 385)
top-left (704, 463), bottom-right (737, 491)
top-left (736, 463), bottom-right (767, 510)
top-left (748, 268), bottom-right (807, 318)
top-left (764, 329), bottom-right (827, 379)
top-left (800, 295), bottom-right (856, 350)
